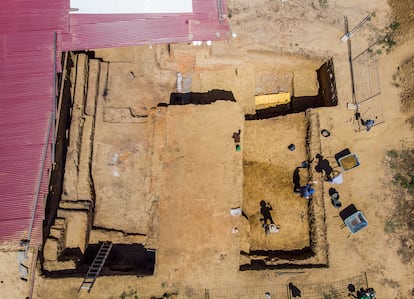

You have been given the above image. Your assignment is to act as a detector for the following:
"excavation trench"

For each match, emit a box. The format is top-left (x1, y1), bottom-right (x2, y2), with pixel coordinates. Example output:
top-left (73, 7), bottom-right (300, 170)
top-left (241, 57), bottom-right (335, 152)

top-left (239, 109), bottom-right (328, 269)
top-left (43, 53), bottom-right (334, 277)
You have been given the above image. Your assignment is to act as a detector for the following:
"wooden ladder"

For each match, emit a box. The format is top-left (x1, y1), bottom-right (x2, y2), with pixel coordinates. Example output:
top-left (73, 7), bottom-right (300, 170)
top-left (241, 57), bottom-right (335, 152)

top-left (78, 242), bottom-right (113, 293)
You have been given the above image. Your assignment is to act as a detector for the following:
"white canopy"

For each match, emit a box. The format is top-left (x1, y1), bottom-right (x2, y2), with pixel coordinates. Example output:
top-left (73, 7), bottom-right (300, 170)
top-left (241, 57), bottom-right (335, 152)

top-left (70, 0), bottom-right (193, 14)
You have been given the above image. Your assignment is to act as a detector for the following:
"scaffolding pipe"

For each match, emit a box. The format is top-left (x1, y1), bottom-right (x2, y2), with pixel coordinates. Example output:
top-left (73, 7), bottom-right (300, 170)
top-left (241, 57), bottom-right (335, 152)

top-left (216, 0), bottom-right (223, 23)
top-left (52, 32), bottom-right (57, 165)
top-left (26, 114), bottom-right (53, 250)
top-left (341, 14), bottom-right (372, 42)
top-left (344, 17), bottom-right (357, 105)
top-left (55, 51), bottom-right (69, 142)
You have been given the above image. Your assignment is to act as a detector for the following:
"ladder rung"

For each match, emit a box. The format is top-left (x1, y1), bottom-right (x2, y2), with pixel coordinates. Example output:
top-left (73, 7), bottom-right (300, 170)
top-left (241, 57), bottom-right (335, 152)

top-left (89, 268), bottom-right (101, 272)
top-left (87, 271), bottom-right (98, 275)
top-left (89, 268), bottom-right (100, 272)
top-left (78, 242), bottom-right (112, 293)
top-left (88, 268), bottom-right (100, 273)
top-left (88, 270), bottom-right (99, 274)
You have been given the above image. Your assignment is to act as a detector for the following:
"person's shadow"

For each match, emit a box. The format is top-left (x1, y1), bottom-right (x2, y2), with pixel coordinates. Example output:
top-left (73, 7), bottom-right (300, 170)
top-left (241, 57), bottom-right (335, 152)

top-left (260, 200), bottom-right (274, 225)
top-left (292, 167), bottom-right (301, 193)
top-left (288, 283), bottom-right (302, 297)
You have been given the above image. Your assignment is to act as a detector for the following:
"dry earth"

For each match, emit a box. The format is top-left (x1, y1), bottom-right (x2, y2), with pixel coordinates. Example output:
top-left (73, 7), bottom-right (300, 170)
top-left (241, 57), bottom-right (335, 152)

top-left (1, 0), bottom-right (414, 299)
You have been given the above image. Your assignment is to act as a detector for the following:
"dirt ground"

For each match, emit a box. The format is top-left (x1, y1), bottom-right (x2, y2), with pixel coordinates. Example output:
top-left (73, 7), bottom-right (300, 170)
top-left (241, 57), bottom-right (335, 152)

top-left (1, 0), bottom-right (414, 298)
top-left (243, 115), bottom-right (310, 251)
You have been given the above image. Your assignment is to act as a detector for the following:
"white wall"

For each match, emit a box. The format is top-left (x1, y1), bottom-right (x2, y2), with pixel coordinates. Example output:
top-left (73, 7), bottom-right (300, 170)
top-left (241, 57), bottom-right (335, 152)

top-left (70, 0), bottom-right (193, 14)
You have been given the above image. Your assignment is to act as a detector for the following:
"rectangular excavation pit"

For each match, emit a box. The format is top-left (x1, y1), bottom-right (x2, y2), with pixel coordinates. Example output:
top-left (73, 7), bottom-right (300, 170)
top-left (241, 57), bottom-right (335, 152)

top-left (44, 243), bottom-right (155, 277)
top-left (240, 110), bottom-right (328, 269)
top-left (246, 58), bottom-right (338, 120)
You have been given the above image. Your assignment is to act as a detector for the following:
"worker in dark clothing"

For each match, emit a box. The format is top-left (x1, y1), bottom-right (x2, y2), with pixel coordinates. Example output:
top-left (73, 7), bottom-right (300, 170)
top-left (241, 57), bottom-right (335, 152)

top-left (315, 154), bottom-right (333, 181)
top-left (232, 129), bottom-right (241, 143)
top-left (293, 167), bottom-right (301, 193)
top-left (232, 129), bottom-right (241, 151)
top-left (355, 112), bottom-right (375, 131)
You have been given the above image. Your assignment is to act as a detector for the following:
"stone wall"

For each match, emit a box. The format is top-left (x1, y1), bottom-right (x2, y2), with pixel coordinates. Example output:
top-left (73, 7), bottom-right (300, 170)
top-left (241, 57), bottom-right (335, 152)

top-left (44, 53), bottom-right (95, 271)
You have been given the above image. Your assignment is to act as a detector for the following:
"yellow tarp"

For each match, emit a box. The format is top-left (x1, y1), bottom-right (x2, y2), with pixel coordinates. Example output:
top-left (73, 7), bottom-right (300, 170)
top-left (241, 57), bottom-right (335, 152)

top-left (255, 92), bottom-right (291, 109)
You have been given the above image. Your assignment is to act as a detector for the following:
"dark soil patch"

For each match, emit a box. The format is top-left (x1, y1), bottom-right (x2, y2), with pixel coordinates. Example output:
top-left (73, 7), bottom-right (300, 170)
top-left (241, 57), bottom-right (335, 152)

top-left (389, 0), bottom-right (414, 39)
top-left (386, 149), bottom-right (414, 263)
top-left (393, 55), bottom-right (414, 109)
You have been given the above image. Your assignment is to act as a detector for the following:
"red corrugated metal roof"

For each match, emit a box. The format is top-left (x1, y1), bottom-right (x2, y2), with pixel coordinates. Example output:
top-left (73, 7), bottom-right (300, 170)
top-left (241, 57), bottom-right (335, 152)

top-left (61, 0), bottom-right (230, 50)
top-left (0, 0), bottom-right (67, 246)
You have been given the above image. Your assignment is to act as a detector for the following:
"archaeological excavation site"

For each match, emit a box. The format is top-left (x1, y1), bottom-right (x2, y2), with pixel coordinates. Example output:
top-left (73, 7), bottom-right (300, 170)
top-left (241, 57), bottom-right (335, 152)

top-left (4, 1), bottom-right (414, 298)
top-left (42, 45), bottom-right (338, 281)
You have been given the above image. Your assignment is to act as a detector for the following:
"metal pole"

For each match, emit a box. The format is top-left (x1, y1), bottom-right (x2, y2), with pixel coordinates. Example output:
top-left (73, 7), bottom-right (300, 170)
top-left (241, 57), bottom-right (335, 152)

top-left (26, 114), bottom-right (53, 249)
top-left (344, 17), bottom-right (357, 105)
top-left (55, 52), bottom-right (69, 142)
top-left (52, 32), bottom-right (57, 165)
top-left (341, 14), bottom-right (372, 42)
top-left (216, 0), bottom-right (223, 23)
top-left (27, 246), bottom-right (39, 299)
top-left (364, 271), bottom-right (369, 288)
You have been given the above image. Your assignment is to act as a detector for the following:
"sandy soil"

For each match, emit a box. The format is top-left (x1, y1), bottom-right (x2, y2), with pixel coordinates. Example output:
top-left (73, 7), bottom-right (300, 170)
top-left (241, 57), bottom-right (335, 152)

top-left (155, 102), bottom-right (244, 288)
top-left (243, 115), bottom-right (310, 251)
top-left (1, 0), bottom-right (414, 298)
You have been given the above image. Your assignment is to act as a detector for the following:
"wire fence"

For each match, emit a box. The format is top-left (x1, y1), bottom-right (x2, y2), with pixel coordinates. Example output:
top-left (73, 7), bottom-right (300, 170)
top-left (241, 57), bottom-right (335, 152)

top-left (287, 273), bottom-right (368, 299)
top-left (352, 49), bottom-right (381, 104)
top-left (173, 273), bottom-right (368, 299)
top-left (182, 285), bottom-right (288, 299)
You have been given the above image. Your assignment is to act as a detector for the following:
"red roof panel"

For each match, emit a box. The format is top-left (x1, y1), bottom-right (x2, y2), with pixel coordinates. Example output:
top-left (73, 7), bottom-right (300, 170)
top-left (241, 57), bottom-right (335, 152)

top-left (0, 0), bottom-right (63, 246)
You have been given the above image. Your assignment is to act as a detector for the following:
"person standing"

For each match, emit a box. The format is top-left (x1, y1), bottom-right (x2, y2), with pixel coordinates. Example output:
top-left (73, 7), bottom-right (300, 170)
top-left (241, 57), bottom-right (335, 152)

top-left (232, 129), bottom-right (241, 151)
top-left (232, 129), bottom-right (241, 143)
